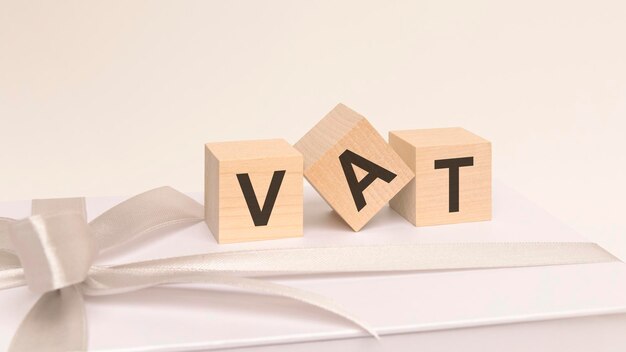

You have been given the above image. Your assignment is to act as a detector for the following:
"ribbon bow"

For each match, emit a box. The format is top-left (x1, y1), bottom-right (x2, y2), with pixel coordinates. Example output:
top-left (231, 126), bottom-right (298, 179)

top-left (0, 187), bottom-right (378, 351)
top-left (0, 187), bottom-right (618, 351)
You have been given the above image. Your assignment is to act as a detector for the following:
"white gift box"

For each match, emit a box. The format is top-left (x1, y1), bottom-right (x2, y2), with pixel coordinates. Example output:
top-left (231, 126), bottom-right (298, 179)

top-left (1, 182), bottom-right (626, 352)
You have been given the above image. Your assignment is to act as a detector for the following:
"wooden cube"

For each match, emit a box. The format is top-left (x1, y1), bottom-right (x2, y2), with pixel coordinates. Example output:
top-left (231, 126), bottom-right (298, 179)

top-left (389, 127), bottom-right (491, 226)
top-left (205, 139), bottom-right (303, 243)
top-left (294, 103), bottom-right (414, 231)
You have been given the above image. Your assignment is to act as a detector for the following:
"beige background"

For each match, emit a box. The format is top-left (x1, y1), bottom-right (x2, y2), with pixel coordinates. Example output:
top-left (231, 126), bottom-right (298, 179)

top-left (1, 1), bottom-right (625, 258)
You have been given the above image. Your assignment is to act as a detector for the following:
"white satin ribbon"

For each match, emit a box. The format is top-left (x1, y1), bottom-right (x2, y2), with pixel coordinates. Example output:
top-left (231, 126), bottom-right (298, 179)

top-left (0, 187), bottom-right (619, 351)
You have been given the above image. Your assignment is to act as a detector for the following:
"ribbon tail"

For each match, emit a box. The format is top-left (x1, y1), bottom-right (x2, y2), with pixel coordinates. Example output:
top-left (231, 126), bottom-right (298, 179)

top-left (9, 285), bottom-right (88, 352)
top-left (195, 275), bottom-right (379, 339)
top-left (112, 242), bottom-right (619, 275)
top-left (83, 268), bottom-right (379, 339)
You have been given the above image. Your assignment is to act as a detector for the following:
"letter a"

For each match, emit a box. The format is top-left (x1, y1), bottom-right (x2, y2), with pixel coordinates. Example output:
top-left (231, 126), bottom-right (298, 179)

top-left (339, 149), bottom-right (397, 211)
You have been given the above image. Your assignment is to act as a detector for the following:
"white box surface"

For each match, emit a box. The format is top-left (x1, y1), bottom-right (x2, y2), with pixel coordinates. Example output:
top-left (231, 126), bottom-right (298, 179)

top-left (1, 183), bottom-right (625, 351)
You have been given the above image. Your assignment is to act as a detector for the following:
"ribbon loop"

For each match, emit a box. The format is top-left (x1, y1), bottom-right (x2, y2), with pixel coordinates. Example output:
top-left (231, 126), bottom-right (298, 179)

top-left (90, 186), bottom-right (205, 251)
top-left (9, 212), bottom-right (96, 294)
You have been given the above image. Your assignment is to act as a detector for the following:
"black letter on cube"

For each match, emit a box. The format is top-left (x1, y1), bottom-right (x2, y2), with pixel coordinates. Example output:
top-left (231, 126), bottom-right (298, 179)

top-left (236, 170), bottom-right (286, 226)
top-left (339, 149), bottom-right (397, 212)
top-left (434, 157), bottom-right (474, 213)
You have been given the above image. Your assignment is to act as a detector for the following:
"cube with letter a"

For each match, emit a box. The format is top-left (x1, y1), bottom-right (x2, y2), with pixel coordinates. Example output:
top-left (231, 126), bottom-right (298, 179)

top-left (205, 139), bottom-right (303, 243)
top-left (294, 103), bottom-right (414, 231)
top-left (389, 127), bottom-right (491, 226)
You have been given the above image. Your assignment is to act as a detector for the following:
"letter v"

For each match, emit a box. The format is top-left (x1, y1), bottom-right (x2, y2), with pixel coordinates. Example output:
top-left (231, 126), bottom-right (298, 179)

top-left (236, 170), bottom-right (286, 226)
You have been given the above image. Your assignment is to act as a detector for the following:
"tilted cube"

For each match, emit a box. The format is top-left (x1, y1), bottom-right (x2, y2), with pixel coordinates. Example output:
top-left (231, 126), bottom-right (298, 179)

top-left (205, 139), bottom-right (303, 243)
top-left (294, 103), bottom-right (414, 231)
top-left (389, 127), bottom-right (491, 226)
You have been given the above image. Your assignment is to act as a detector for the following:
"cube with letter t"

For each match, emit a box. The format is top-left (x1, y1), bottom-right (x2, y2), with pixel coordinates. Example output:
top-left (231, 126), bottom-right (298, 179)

top-left (295, 104), bottom-right (414, 231)
top-left (205, 139), bottom-right (303, 243)
top-left (389, 127), bottom-right (492, 226)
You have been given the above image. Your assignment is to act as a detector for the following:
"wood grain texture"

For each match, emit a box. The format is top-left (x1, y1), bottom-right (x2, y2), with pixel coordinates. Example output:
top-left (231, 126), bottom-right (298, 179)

top-left (204, 139), bottom-right (303, 243)
top-left (389, 127), bottom-right (491, 226)
top-left (294, 104), bottom-right (414, 231)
